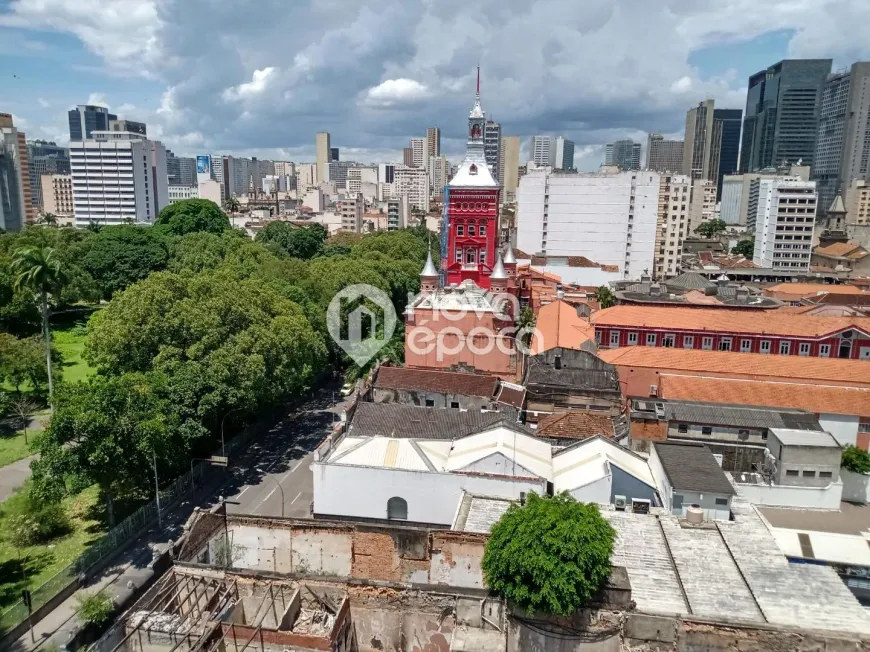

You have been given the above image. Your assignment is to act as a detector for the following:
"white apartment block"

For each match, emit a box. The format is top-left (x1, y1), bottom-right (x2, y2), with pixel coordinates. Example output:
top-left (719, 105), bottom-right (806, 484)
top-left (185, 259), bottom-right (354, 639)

top-left (340, 192), bottom-right (363, 233)
top-left (516, 168), bottom-right (660, 279)
top-left (296, 163), bottom-right (317, 191)
top-left (168, 185), bottom-right (198, 203)
top-left (393, 166), bottom-right (429, 212)
top-left (40, 174), bottom-right (74, 216)
top-left (654, 174), bottom-right (691, 279)
top-left (528, 135), bottom-right (555, 167)
top-left (387, 196), bottom-right (409, 231)
top-left (847, 179), bottom-right (870, 225)
top-left (70, 131), bottom-right (168, 228)
top-left (346, 166), bottom-right (378, 195)
top-left (428, 156), bottom-right (448, 198)
top-left (410, 138), bottom-right (426, 168)
top-left (751, 178), bottom-right (817, 270)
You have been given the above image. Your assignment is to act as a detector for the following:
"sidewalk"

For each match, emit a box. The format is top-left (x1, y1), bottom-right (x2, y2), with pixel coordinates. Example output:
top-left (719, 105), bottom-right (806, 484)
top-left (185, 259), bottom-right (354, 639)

top-left (0, 455), bottom-right (37, 503)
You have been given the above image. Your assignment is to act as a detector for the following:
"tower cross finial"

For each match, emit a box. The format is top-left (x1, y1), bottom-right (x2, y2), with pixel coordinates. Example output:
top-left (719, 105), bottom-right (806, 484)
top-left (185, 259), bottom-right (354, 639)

top-left (476, 65), bottom-right (480, 96)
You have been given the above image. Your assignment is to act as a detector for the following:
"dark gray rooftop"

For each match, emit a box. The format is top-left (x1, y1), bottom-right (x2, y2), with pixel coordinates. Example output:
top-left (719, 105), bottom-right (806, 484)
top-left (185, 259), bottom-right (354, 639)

top-left (348, 402), bottom-right (520, 440)
top-left (653, 441), bottom-right (736, 495)
top-left (665, 272), bottom-right (715, 290)
top-left (633, 400), bottom-right (822, 431)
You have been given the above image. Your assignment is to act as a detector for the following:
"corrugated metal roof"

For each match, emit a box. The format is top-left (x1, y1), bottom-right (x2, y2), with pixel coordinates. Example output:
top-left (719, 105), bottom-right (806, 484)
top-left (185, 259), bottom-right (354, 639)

top-left (662, 401), bottom-right (820, 430)
top-left (349, 402), bottom-right (519, 440)
top-left (769, 428), bottom-right (840, 448)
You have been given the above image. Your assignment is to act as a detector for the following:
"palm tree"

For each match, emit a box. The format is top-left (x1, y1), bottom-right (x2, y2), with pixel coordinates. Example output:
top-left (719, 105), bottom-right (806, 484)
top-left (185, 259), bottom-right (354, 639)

top-left (11, 246), bottom-right (69, 410)
top-left (38, 212), bottom-right (58, 227)
top-left (225, 196), bottom-right (240, 224)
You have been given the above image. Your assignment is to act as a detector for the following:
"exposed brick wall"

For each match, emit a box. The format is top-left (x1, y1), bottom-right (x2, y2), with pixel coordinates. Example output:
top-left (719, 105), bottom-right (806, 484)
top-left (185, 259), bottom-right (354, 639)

top-left (353, 531), bottom-right (401, 582)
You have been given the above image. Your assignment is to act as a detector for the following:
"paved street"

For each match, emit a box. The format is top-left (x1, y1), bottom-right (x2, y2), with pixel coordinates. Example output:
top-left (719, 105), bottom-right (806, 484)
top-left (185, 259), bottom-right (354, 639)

top-left (223, 381), bottom-right (354, 519)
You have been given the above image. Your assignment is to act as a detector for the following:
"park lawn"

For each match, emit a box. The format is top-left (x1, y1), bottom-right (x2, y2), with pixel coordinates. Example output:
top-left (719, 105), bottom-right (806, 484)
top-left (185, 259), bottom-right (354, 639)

top-left (0, 485), bottom-right (106, 611)
top-left (0, 431), bottom-right (34, 468)
top-left (53, 323), bottom-right (94, 383)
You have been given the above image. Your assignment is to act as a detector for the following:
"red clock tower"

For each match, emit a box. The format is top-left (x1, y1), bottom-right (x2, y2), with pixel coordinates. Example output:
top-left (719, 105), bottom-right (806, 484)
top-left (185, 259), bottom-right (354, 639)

top-left (441, 68), bottom-right (502, 289)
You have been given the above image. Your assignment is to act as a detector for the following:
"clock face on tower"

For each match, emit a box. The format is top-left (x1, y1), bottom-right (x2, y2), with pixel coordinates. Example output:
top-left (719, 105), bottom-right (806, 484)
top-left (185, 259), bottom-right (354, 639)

top-left (470, 124), bottom-right (481, 139)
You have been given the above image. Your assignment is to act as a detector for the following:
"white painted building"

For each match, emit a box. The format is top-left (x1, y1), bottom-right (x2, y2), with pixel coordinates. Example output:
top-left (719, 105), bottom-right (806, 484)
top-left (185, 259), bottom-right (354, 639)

top-left (429, 155), bottom-right (449, 198)
top-left (168, 185), bottom-right (198, 203)
top-left (394, 165), bottom-right (430, 212)
top-left (516, 168), bottom-right (660, 279)
top-left (346, 166), bottom-right (378, 196)
top-left (70, 130), bottom-right (168, 227)
top-left (654, 174), bottom-right (692, 279)
top-left (198, 179), bottom-right (223, 206)
top-left (387, 196), bottom-right (409, 231)
top-left (296, 163), bottom-right (317, 191)
top-left (751, 177), bottom-right (817, 271)
top-left (410, 137), bottom-right (426, 168)
top-left (528, 135), bottom-right (555, 167)
top-left (688, 178), bottom-right (718, 232)
top-left (340, 192), bottom-right (363, 233)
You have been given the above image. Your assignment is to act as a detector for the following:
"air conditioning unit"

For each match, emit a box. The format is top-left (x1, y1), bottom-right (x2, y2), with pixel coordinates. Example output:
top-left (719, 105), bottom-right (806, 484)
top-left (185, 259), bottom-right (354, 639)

top-left (649, 384), bottom-right (658, 397)
top-left (614, 495), bottom-right (627, 511)
top-left (631, 499), bottom-right (651, 515)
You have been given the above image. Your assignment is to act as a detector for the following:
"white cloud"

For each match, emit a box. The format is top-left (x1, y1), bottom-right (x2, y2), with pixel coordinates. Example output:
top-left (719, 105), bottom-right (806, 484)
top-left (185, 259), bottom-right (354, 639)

top-left (37, 98), bottom-right (49, 108)
top-left (115, 103), bottom-right (137, 114)
top-left (361, 78), bottom-right (431, 108)
top-left (86, 92), bottom-right (108, 107)
top-left (670, 76), bottom-right (693, 94)
top-left (222, 67), bottom-right (277, 102)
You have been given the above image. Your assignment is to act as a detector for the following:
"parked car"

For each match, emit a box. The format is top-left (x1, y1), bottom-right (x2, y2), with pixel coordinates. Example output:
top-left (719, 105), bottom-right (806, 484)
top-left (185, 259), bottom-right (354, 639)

top-left (339, 382), bottom-right (354, 397)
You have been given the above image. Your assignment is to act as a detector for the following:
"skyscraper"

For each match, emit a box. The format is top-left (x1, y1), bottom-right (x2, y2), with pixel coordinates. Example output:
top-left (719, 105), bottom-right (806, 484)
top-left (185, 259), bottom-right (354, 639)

top-left (501, 136), bottom-right (520, 201)
top-left (27, 141), bottom-right (70, 211)
top-left (812, 62), bottom-right (870, 212)
top-left (529, 135), bottom-right (556, 167)
top-left (403, 147), bottom-right (414, 167)
top-left (713, 108), bottom-right (743, 200)
top-left (330, 147), bottom-right (339, 162)
top-left (739, 59), bottom-right (832, 173)
top-left (166, 151), bottom-right (197, 186)
top-left (646, 133), bottom-right (684, 172)
top-left (109, 119), bottom-right (146, 136)
top-left (484, 120), bottom-right (501, 181)
top-left (316, 132), bottom-right (331, 184)
top-left (426, 127), bottom-right (441, 160)
top-left (0, 113), bottom-right (32, 230)
top-left (68, 105), bottom-right (117, 141)
top-left (410, 138), bottom-right (426, 168)
top-left (683, 100), bottom-right (715, 180)
top-left (605, 139), bottom-right (641, 170)
top-left (554, 137), bottom-right (574, 170)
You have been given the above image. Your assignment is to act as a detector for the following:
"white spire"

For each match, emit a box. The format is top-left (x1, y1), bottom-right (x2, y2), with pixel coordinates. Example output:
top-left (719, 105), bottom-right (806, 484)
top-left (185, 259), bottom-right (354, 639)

top-left (503, 246), bottom-right (516, 265)
top-left (490, 252), bottom-right (508, 280)
top-left (470, 65), bottom-right (484, 119)
top-left (420, 249), bottom-right (438, 277)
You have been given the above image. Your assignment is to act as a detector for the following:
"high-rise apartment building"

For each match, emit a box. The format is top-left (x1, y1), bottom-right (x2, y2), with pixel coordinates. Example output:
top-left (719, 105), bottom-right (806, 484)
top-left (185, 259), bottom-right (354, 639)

top-left (409, 138), bottom-right (426, 169)
top-left (428, 155), bottom-right (449, 198)
top-left (646, 133), bottom-right (684, 172)
top-left (394, 166), bottom-right (429, 212)
top-left (654, 174), bottom-right (692, 278)
top-left (295, 163), bottom-right (316, 190)
top-left (605, 139), bottom-right (641, 170)
top-left (426, 127), bottom-right (441, 160)
top-left (750, 177), bottom-right (817, 270)
top-left (501, 136), bottom-right (520, 202)
top-left (516, 168), bottom-right (660, 278)
top-left (40, 174), bottom-right (74, 217)
top-left (688, 179), bottom-right (718, 232)
top-left (554, 137), bottom-right (575, 170)
top-left (70, 130), bottom-right (168, 227)
top-left (316, 132), bottom-right (331, 184)
top-left (340, 192), bottom-right (363, 233)
top-left (0, 113), bottom-right (33, 230)
top-left (740, 59), bottom-right (832, 173)
top-left (484, 120), bottom-right (501, 181)
top-left (720, 164), bottom-right (810, 226)
top-left (529, 135), bottom-right (556, 167)
top-left (402, 147), bottom-right (414, 167)
top-left (812, 62), bottom-right (870, 212)
top-left (328, 161), bottom-right (354, 189)
top-left (377, 163), bottom-right (396, 201)
top-left (847, 179), bottom-right (870, 225)
top-left (387, 196), bottom-right (409, 230)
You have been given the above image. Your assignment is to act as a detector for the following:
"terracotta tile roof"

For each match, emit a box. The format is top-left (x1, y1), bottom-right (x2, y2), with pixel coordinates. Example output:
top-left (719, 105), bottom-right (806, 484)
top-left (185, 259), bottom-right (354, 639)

top-left (530, 299), bottom-right (596, 354)
top-left (659, 374), bottom-right (870, 418)
top-left (815, 242), bottom-right (869, 259)
top-left (535, 412), bottom-right (615, 440)
top-left (598, 346), bottom-right (870, 386)
top-left (374, 367), bottom-right (498, 398)
top-left (763, 283), bottom-right (870, 297)
top-left (591, 305), bottom-right (870, 338)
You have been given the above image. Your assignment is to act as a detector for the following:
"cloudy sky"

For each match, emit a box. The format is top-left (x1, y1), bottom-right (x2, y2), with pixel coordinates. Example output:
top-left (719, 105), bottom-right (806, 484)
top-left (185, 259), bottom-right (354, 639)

top-left (2, 0), bottom-right (869, 171)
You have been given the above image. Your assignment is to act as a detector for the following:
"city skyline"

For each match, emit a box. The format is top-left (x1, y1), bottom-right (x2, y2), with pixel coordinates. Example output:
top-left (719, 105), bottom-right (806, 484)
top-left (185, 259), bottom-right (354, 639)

top-left (3, 1), bottom-right (869, 171)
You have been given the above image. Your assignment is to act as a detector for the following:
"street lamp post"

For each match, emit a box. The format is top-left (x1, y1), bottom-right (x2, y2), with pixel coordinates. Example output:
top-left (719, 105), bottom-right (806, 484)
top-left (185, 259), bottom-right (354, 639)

top-left (221, 407), bottom-right (243, 458)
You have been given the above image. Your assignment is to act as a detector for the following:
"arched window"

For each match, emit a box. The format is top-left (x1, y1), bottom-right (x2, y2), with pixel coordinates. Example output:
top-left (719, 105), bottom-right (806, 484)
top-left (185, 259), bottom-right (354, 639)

top-left (387, 497), bottom-right (408, 520)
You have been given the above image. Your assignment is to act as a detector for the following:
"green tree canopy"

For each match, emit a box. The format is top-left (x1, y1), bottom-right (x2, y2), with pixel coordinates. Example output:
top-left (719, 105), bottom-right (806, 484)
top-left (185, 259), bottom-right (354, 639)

top-left (256, 222), bottom-right (327, 259)
top-left (167, 230), bottom-right (272, 274)
top-left (842, 445), bottom-right (870, 474)
top-left (731, 239), bottom-right (754, 258)
top-left (73, 225), bottom-right (169, 298)
top-left (695, 219), bottom-right (727, 238)
top-left (595, 285), bottom-right (616, 309)
top-left (482, 493), bottom-right (616, 616)
top-left (155, 199), bottom-right (230, 236)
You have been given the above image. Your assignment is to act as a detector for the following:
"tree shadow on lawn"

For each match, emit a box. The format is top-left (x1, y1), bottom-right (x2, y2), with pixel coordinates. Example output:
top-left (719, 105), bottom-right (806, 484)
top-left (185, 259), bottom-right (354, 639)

top-left (0, 549), bottom-right (54, 609)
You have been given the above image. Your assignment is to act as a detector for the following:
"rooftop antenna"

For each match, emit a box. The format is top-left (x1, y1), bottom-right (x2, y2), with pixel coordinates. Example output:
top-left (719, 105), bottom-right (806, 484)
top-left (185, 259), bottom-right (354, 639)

top-left (476, 65), bottom-right (480, 98)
